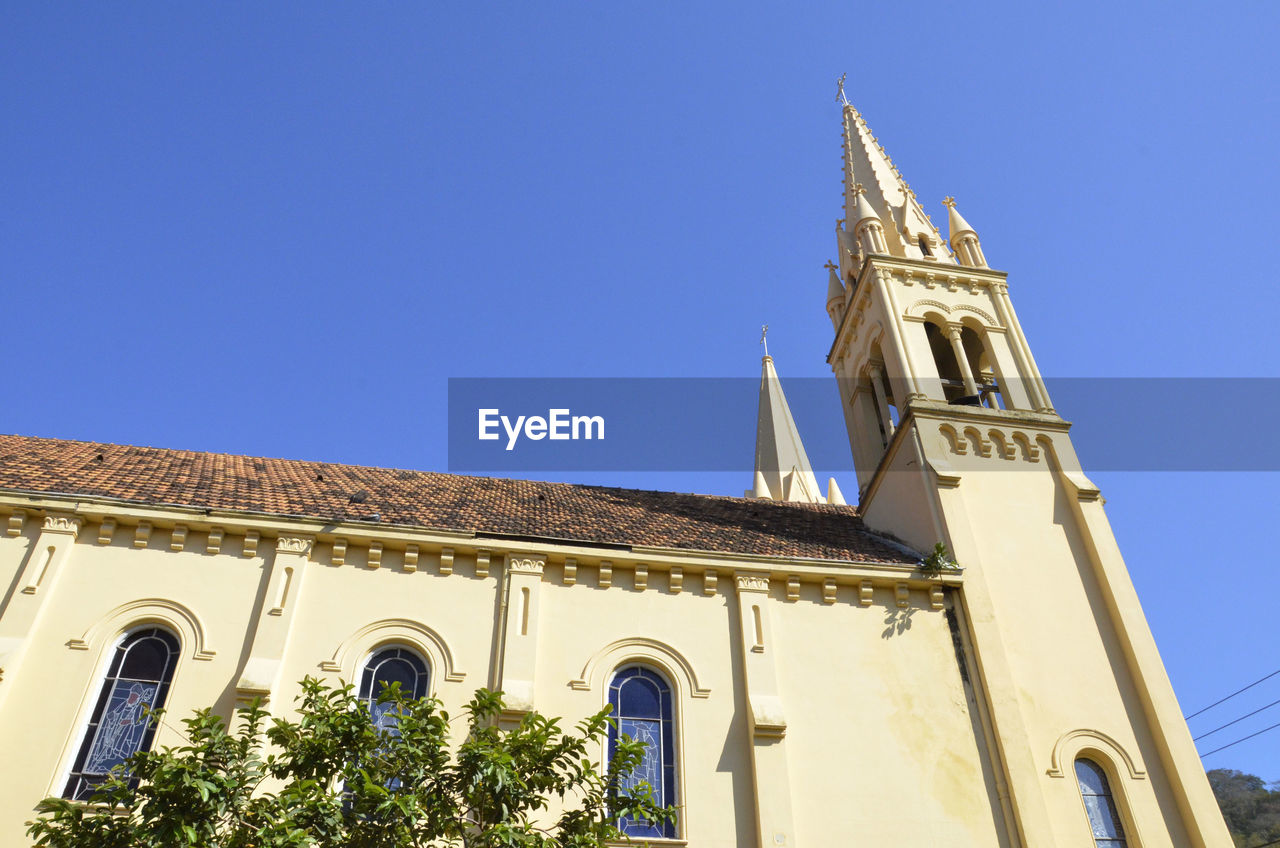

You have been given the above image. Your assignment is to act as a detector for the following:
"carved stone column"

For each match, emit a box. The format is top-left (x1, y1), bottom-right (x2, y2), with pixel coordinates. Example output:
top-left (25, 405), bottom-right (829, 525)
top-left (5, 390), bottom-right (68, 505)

top-left (235, 534), bottom-right (313, 704)
top-left (947, 324), bottom-right (979, 397)
top-left (0, 514), bottom-right (83, 704)
top-left (733, 571), bottom-right (798, 848)
top-left (498, 553), bottom-right (545, 722)
top-left (867, 363), bottom-right (895, 441)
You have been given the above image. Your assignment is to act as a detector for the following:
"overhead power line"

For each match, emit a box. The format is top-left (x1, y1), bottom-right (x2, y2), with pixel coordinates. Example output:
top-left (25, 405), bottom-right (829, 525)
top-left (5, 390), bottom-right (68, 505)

top-left (1185, 667), bottom-right (1280, 720)
top-left (1199, 719), bottom-right (1280, 758)
top-left (1193, 697), bottom-right (1280, 741)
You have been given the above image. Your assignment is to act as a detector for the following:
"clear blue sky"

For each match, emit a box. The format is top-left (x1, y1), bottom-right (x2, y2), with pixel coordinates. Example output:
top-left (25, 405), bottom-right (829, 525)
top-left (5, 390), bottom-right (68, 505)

top-left (3, 3), bottom-right (1278, 779)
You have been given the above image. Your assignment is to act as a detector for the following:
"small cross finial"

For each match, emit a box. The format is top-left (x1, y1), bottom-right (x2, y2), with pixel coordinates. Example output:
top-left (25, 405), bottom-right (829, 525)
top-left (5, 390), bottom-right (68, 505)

top-left (943, 196), bottom-right (957, 209)
top-left (836, 73), bottom-right (849, 107)
top-left (823, 260), bottom-right (838, 271)
top-left (760, 324), bottom-right (769, 357)
top-left (901, 183), bottom-right (913, 200)
top-left (851, 182), bottom-right (865, 197)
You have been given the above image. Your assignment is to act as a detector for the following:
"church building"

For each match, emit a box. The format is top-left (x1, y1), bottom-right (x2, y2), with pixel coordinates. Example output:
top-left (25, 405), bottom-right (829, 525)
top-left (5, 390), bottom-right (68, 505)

top-left (0, 101), bottom-right (1232, 846)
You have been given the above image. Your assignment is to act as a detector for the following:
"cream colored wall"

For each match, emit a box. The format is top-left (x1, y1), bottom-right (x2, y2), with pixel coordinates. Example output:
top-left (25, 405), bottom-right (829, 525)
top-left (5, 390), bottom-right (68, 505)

top-left (769, 581), bottom-right (1011, 847)
top-left (0, 501), bottom-right (991, 848)
top-left (0, 522), bottom-right (264, 842)
top-left (535, 566), bottom-right (752, 848)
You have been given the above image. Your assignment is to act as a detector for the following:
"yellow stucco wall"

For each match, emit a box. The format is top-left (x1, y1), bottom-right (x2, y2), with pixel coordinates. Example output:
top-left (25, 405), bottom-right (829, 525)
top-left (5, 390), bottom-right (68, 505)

top-left (0, 502), bottom-right (1011, 847)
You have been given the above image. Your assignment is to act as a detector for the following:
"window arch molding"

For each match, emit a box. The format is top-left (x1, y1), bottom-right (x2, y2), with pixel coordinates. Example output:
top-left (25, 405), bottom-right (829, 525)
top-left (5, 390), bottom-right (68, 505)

top-left (1047, 728), bottom-right (1146, 781)
top-left (320, 618), bottom-right (465, 687)
top-left (1048, 729), bottom-right (1147, 847)
top-left (569, 636), bottom-right (710, 700)
top-left (67, 598), bottom-right (214, 662)
top-left (52, 622), bottom-right (184, 800)
top-left (903, 299), bottom-right (1000, 331)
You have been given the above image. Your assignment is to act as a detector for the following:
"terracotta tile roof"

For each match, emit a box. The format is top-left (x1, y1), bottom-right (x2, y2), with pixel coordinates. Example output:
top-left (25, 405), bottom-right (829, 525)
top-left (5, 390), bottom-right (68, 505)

top-left (0, 434), bottom-right (918, 565)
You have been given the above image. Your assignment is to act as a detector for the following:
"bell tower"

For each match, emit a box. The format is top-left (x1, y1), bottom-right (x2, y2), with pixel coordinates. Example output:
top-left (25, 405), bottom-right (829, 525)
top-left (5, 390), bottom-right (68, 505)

top-left (825, 99), bottom-right (1232, 846)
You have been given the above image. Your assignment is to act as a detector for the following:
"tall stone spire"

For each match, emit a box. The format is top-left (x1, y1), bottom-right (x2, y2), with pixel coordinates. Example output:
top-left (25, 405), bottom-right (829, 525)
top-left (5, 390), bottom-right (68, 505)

top-left (840, 102), bottom-right (953, 263)
top-left (753, 354), bottom-right (823, 503)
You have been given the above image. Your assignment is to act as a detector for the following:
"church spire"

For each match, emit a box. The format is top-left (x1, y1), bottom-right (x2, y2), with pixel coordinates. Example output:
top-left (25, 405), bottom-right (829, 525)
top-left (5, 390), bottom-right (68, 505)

top-left (944, 196), bottom-right (988, 268)
top-left (840, 101), bottom-right (951, 263)
top-left (753, 353), bottom-right (824, 504)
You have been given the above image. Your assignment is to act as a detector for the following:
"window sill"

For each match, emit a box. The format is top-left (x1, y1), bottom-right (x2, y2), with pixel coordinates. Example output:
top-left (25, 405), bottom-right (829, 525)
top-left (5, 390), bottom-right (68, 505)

top-left (606, 839), bottom-right (687, 847)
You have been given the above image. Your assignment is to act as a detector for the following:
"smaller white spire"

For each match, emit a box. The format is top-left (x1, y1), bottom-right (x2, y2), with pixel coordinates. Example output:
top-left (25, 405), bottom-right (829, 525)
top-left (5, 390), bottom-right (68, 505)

top-left (753, 354), bottom-right (822, 504)
top-left (825, 263), bottom-right (845, 331)
top-left (944, 197), bottom-right (988, 268)
top-left (826, 264), bottom-right (845, 306)
top-left (850, 183), bottom-right (881, 229)
top-left (944, 196), bottom-right (977, 241)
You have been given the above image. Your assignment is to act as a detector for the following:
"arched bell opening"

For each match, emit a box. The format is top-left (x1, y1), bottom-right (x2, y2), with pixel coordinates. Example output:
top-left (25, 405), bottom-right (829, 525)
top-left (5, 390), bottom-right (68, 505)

top-left (960, 325), bottom-right (1005, 410)
top-left (924, 321), bottom-right (968, 403)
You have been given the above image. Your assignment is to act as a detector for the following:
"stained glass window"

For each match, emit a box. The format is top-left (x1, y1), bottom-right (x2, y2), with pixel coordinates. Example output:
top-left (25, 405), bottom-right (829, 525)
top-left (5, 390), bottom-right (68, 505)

top-left (1075, 758), bottom-right (1129, 847)
top-left (63, 627), bottom-right (180, 800)
top-left (359, 647), bottom-right (429, 733)
top-left (608, 666), bottom-right (676, 839)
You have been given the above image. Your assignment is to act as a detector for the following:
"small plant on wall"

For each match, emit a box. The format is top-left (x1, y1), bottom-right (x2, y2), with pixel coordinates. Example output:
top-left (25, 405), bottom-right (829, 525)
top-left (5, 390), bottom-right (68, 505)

top-left (920, 542), bottom-right (962, 576)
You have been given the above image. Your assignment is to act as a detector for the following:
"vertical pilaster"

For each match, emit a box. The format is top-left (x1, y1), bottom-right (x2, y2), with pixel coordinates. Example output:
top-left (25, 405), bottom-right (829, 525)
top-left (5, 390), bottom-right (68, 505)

top-left (928, 476), bottom-right (1060, 848)
top-left (990, 283), bottom-right (1053, 413)
top-left (0, 514), bottom-right (83, 701)
top-left (235, 535), bottom-right (312, 704)
top-left (498, 553), bottom-right (545, 720)
top-left (874, 267), bottom-right (924, 402)
top-left (733, 572), bottom-right (797, 848)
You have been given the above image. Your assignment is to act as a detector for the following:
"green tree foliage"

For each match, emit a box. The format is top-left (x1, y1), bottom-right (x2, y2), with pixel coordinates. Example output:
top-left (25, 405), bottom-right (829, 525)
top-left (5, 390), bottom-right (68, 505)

top-left (1209, 768), bottom-right (1280, 847)
top-left (27, 678), bottom-right (674, 848)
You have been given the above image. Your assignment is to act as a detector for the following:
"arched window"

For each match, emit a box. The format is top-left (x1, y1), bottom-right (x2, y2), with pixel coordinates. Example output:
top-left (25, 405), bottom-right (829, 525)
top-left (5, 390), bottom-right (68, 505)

top-left (1075, 757), bottom-right (1129, 847)
top-left (359, 646), bottom-right (429, 732)
top-left (63, 627), bottom-right (180, 800)
top-left (608, 666), bottom-right (677, 839)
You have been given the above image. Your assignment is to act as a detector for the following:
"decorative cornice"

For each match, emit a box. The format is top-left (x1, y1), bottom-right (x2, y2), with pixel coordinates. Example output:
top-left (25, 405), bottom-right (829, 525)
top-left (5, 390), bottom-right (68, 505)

top-left (41, 514), bottom-right (83, 536)
top-left (506, 554), bottom-right (545, 575)
top-left (276, 535), bottom-right (314, 556)
top-left (735, 573), bottom-right (770, 594)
